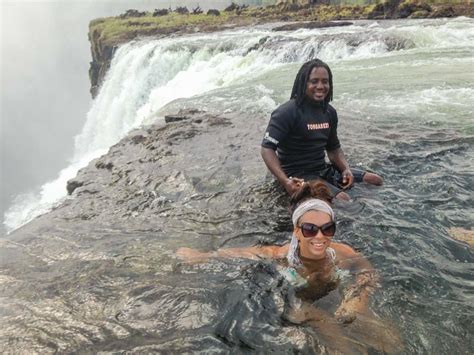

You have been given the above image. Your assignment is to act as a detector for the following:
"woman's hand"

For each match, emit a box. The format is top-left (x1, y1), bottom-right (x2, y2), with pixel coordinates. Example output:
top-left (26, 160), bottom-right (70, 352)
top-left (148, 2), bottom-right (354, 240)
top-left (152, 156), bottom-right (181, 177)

top-left (334, 304), bottom-right (357, 324)
top-left (176, 247), bottom-right (211, 263)
top-left (335, 287), bottom-right (369, 324)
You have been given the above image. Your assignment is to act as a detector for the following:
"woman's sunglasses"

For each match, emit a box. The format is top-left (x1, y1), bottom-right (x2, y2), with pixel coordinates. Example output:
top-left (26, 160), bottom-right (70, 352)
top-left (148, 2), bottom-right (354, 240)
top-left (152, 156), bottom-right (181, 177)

top-left (299, 222), bottom-right (336, 238)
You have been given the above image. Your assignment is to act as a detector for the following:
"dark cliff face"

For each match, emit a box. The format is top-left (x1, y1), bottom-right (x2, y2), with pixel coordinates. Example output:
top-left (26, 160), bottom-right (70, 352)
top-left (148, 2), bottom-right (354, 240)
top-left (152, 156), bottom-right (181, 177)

top-left (88, 27), bottom-right (116, 98)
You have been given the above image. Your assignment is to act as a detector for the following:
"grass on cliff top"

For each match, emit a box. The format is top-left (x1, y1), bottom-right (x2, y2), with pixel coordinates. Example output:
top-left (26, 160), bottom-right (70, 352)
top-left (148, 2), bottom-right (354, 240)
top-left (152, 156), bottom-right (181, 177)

top-left (89, 4), bottom-right (359, 45)
top-left (89, 5), bottom-right (299, 45)
top-left (90, 1), bottom-right (472, 46)
top-left (90, 11), bottom-right (244, 45)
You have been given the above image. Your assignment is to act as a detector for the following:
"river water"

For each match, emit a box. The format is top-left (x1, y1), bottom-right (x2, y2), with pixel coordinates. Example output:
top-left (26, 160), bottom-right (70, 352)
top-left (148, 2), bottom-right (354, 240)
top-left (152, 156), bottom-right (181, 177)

top-left (1, 17), bottom-right (473, 353)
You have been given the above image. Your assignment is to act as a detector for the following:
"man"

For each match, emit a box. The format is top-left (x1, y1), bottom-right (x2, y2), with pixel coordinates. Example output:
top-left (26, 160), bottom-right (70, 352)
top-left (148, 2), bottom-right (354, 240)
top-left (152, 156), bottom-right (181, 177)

top-left (261, 59), bottom-right (383, 200)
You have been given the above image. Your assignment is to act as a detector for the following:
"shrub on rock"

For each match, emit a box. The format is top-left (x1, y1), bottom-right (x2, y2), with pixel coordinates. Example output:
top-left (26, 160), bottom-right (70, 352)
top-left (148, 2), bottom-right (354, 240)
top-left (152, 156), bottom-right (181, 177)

top-left (153, 8), bottom-right (169, 17)
top-left (207, 9), bottom-right (220, 16)
top-left (192, 6), bottom-right (203, 14)
top-left (119, 9), bottom-right (147, 18)
top-left (175, 6), bottom-right (189, 14)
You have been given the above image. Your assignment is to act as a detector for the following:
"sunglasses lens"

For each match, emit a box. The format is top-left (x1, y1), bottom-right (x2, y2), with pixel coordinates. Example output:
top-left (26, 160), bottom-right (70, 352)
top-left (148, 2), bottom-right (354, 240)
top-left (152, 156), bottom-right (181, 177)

top-left (301, 223), bottom-right (318, 238)
top-left (321, 223), bottom-right (336, 236)
top-left (300, 222), bottom-right (335, 238)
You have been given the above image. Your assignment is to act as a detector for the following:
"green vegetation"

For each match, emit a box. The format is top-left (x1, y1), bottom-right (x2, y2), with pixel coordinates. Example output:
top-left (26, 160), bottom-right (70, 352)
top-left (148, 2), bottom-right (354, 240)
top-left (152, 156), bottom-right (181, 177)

top-left (89, 1), bottom-right (474, 52)
top-left (90, 12), bottom-right (238, 47)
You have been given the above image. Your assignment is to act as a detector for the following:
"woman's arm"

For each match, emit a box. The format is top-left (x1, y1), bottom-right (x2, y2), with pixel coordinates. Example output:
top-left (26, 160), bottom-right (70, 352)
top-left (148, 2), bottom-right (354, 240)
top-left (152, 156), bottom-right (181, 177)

top-left (332, 243), bottom-right (378, 321)
top-left (177, 244), bottom-right (289, 263)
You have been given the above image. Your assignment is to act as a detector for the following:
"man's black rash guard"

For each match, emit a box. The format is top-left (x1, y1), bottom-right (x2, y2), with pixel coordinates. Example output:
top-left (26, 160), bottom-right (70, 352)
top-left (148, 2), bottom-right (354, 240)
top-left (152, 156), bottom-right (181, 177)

top-left (261, 99), bottom-right (341, 178)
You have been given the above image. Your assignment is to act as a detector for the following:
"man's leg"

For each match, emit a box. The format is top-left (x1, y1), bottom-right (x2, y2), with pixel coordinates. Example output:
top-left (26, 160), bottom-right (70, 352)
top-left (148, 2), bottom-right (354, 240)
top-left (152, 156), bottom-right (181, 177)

top-left (362, 172), bottom-right (383, 186)
top-left (305, 177), bottom-right (351, 201)
top-left (350, 169), bottom-right (383, 186)
top-left (334, 190), bottom-right (351, 201)
top-left (303, 167), bottom-right (382, 201)
top-left (315, 168), bottom-right (352, 201)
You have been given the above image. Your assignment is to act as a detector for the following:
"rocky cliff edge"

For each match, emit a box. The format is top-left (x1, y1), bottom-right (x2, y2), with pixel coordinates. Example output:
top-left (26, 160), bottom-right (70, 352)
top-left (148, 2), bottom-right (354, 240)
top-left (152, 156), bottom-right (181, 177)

top-left (88, 0), bottom-right (474, 97)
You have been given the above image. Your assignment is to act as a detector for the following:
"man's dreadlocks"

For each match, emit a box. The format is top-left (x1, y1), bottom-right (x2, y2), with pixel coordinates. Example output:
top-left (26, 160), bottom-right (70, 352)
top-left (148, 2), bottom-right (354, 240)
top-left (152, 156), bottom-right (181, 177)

top-left (290, 59), bottom-right (333, 109)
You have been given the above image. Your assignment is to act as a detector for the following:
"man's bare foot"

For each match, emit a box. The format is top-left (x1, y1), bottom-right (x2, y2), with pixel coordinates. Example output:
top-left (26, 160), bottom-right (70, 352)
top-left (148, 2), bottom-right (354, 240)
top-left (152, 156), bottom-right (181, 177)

top-left (335, 191), bottom-right (351, 201)
top-left (363, 172), bottom-right (383, 186)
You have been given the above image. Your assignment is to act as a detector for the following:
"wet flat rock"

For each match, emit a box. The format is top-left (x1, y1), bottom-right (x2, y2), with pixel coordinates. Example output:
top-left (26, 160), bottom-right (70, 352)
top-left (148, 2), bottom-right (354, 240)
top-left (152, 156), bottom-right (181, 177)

top-left (272, 21), bottom-right (353, 31)
top-left (164, 108), bottom-right (204, 123)
top-left (0, 107), bottom-right (276, 352)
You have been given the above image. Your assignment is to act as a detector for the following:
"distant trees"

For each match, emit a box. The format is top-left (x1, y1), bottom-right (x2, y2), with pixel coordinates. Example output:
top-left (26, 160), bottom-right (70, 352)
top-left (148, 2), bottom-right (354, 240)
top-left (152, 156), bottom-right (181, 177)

top-left (122, 6), bottom-right (223, 18)
top-left (276, 0), bottom-right (331, 6)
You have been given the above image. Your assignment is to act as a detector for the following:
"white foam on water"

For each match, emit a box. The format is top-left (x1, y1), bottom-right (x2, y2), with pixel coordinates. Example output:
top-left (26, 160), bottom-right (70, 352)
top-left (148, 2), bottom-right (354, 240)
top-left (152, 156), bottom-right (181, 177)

top-left (386, 17), bottom-right (474, 49)
top-left (340, 86), bottom-right (474, 122)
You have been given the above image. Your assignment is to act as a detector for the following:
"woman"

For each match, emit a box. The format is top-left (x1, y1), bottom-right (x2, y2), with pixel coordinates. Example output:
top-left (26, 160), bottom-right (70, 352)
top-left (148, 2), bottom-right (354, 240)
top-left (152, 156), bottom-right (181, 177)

top-left (177, 182), bottom-right (400, 352)
top-left (260, 59), bottom-right (383, 200)
top-left (178, 181), bottom-right (375, 321)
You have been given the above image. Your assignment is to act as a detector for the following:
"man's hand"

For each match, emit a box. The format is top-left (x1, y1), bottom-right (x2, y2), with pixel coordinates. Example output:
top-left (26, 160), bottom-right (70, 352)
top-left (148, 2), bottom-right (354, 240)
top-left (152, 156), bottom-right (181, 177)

top-left (339, 169), bottom-right (354, 190)
top-left (284, 177), bottom-right (305, 195)
top-left (261, 148), bottom-right (305, 196)
top-left (327, 148), bottom-right (353, 190)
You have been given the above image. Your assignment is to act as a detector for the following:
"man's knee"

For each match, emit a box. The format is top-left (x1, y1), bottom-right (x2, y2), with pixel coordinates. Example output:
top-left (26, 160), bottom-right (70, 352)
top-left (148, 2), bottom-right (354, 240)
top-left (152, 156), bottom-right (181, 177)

top-left (363, 172), bottom-right (383, 186)
top-left (335, 191), bottom-right (351, 201)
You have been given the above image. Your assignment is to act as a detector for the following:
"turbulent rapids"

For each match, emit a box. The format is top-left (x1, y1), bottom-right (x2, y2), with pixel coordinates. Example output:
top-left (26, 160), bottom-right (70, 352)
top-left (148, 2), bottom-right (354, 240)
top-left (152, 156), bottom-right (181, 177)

top-left (1, 18), bottom-right (473, 353)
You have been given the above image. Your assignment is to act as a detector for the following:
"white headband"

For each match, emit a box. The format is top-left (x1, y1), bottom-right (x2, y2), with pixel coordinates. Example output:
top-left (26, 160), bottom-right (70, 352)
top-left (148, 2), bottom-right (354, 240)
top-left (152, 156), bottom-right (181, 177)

top-left (291, 198), bottom-right (335, 226)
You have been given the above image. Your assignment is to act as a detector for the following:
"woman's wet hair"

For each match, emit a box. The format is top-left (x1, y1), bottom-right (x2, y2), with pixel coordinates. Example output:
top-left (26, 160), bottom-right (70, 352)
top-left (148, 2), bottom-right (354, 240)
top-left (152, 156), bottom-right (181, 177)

top-left (290, 59), bottom-right (333, 108)
top-left (290, 180), bottom-right (333, 213)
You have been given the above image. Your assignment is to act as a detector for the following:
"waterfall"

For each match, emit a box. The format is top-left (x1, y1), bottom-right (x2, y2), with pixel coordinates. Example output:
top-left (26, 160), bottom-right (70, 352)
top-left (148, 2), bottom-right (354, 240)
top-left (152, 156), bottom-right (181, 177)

top-left (4, 18), bottom-right (473, 233)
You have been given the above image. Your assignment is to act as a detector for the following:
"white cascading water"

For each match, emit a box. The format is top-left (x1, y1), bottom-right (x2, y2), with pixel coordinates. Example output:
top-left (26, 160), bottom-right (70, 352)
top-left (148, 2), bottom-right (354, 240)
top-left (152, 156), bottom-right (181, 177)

top-left (4, 18), bottom-right (474, 232)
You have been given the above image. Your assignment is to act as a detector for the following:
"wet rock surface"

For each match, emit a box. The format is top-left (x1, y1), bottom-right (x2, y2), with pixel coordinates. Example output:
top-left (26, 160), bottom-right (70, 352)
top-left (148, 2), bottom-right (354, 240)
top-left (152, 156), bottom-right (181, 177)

top-left (2, 103), bottom-right (473, 352)
top-left (57, 109), bottom-right (264, 224)
top-left (0, 109), bottom-right (293, 352)
top-left (272, 20), bottom-right (353, 31)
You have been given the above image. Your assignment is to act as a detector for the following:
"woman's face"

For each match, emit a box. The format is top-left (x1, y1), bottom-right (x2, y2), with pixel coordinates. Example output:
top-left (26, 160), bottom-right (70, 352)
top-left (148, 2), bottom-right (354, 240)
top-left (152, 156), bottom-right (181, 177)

top-left (305, 66), bottom-right (330, 102)
top-left (294, 210), bottom-right (333, 260)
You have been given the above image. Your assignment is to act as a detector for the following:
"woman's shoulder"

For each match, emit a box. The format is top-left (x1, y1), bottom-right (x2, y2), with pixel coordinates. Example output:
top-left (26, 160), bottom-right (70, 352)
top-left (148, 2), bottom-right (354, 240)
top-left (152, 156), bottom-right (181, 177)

top-left (330, 242), bottom-right (359, 259)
